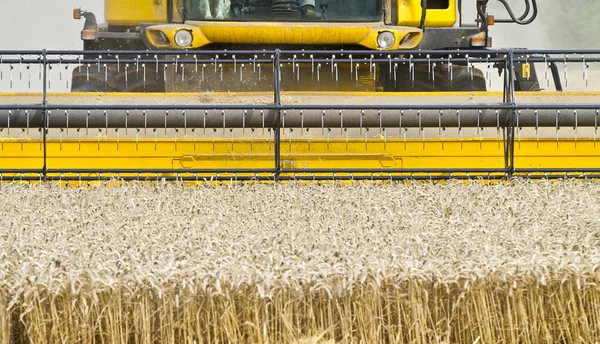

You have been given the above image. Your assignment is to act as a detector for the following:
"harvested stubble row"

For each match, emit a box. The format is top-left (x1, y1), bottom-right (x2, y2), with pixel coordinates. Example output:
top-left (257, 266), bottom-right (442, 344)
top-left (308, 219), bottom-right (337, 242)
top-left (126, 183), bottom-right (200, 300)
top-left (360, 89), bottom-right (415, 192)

top-left (1, 181), bottom-right (600, 344)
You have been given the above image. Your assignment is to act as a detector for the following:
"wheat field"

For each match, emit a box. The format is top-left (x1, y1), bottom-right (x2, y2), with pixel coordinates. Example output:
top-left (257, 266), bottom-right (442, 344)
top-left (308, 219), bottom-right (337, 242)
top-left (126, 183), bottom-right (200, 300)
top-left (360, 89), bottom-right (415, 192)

top-left (1, 181), bottom-right (600, 343)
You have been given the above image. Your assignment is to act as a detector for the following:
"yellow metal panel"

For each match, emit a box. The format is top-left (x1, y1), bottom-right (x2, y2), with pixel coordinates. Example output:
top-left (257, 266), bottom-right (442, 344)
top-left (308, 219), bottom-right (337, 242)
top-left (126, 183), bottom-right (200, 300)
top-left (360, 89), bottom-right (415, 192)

top-left (146, 24), bottom-right (211, 49)
top-left (0, 138), bottom-right (599, 179)
top-left (7, 91), bottom-right (600, 98)
top-left (146, 23), bottom-right (423, 50)
top-left (105, 0), bottom-right (168, 26)
top-left (397, 0), bottom-right (457, 27)
top-left (104, 0), bottom-right (455, 30)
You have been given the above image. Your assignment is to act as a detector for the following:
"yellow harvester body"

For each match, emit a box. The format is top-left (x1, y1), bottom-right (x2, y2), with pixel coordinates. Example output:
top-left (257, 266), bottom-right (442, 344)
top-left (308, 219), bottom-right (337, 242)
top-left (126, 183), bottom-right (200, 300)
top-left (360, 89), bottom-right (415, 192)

top-left (103, 0), bottom-right (456, 50)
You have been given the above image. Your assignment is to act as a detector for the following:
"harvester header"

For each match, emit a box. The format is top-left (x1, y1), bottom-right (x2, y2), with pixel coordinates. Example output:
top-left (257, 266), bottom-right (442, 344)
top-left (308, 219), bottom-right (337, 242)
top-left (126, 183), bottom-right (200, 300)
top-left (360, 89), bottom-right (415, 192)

top-left (1, 0), bottom-right (600, 183)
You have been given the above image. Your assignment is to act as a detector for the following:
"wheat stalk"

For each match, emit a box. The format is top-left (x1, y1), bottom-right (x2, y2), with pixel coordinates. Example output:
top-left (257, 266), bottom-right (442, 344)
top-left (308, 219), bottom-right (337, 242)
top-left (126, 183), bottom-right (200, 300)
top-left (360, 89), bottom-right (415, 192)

top-left (0, 180), bottom-right (600, 343)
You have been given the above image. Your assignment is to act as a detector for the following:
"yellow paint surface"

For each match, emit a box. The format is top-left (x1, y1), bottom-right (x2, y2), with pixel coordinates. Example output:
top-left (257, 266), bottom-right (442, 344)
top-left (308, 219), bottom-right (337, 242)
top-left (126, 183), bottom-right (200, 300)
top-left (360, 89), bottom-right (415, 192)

top-left (397, 0), bottom-right (457, 27)
top-left (105, 0), bottom-right (168, 26)
top-left (6, 91), bottom-right (600, 98)
top-left (0, 138), bottom-right (598, 180)
top-left (146, 23), bottom-right (423, 50)
top-left (104, 0), bottom-right (457, 29)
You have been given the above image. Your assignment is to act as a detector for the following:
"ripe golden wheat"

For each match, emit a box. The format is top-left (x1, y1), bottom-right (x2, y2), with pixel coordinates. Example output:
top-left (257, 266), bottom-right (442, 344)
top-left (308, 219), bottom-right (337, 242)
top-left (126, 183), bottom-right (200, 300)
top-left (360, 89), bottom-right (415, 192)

top-left (1, 180), bottom-right (600, 343)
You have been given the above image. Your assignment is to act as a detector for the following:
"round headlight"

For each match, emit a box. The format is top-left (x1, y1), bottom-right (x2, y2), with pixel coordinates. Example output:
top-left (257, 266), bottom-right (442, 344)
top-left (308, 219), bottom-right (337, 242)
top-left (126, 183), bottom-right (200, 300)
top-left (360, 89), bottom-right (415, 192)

top-left (377, 32), bottom-right (395, 49)
top-left (174, 30), bottom-right (193, 47)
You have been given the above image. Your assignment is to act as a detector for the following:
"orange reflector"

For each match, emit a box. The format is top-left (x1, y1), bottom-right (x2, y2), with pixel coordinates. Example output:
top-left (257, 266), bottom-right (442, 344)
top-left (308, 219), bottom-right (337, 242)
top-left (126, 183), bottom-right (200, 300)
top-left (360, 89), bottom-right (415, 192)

top-left (81, 29), bottom-right (97, 41)
top-left (487, 15), bottom-right (495, 26)
top-left (471, 35), bottom-right (486, 47)
top-left (73, 8), bottom-right (81, 20)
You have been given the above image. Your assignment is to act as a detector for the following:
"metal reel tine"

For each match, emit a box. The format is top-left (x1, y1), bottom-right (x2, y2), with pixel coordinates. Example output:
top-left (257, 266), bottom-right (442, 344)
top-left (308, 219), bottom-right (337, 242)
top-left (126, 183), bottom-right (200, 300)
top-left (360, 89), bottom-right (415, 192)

top-left (563, 55), bottom-right (568, 88)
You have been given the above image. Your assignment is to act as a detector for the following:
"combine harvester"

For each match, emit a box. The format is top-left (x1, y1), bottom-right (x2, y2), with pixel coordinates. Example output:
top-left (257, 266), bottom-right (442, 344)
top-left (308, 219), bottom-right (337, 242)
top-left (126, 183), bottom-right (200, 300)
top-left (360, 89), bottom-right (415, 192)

top-left (0, 0), bottom-right (598, 183)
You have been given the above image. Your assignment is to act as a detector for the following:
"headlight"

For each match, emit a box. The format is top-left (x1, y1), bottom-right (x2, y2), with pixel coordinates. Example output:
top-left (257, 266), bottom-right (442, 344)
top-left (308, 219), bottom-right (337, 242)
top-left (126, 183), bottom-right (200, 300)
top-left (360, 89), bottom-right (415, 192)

top-left (174, 30), bottom-right (193, 47)
top-left (377, 32), bottom-right (395, 49)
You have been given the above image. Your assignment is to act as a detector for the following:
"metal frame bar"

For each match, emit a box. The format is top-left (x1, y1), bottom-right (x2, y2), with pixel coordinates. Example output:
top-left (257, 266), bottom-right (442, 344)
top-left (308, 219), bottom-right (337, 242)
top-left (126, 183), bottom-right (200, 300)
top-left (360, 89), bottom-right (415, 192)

top-left (0, 48), bottom-right (599, 181)
top-left (506, 49), bottom-right (516, 176)
top-left (41, 49), bottom-right (48, 179)
top-left (274, 49), bottom-right (282, 180)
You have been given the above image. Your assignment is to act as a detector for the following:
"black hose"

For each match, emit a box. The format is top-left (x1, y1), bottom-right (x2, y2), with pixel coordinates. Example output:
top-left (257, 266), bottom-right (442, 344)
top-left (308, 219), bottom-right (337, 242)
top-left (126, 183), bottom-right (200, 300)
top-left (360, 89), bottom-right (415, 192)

top-left (495, 0), bottom-right (538, 25)
top-left (518, 0), bottom-right (530, 21)
top-left (548, 58), bottom-right (563, 92)
top-left (476, 1), bottom-right (488, 32)
top-left (420, 0), bottom-right (428, 30)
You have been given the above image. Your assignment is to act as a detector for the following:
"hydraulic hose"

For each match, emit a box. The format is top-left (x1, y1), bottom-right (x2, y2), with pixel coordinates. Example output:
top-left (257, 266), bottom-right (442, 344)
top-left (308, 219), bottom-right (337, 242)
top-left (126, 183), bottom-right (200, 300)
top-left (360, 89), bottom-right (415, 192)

top-left (476, 1), bottom-right (488, 32)
top-left (419, 0), bottom-right (428, 30)
top-left (517, 0), bottom-right (530, 21)
top-left (495, 0), bottom-right (538, 25)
